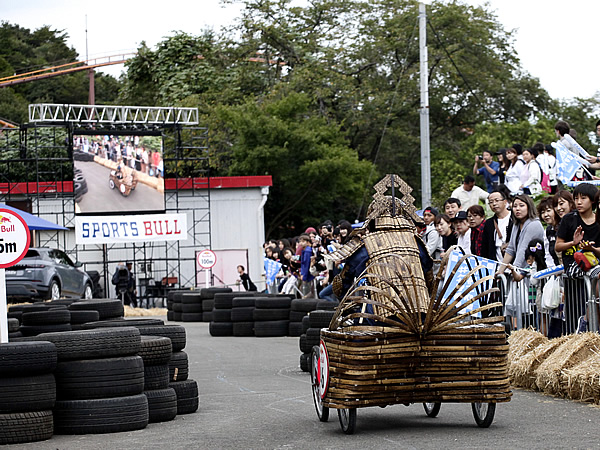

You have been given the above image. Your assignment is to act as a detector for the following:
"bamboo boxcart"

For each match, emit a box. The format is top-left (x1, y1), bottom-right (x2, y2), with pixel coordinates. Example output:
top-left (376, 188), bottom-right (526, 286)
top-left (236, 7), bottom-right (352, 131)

top-left (311, 175), bottom-right (512, 434)
top-left (109, 167), bottom-right (138, 197)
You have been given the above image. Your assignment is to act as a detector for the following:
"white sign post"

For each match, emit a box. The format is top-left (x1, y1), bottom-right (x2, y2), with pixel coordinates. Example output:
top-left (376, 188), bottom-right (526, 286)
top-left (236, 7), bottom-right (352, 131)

top-left (196, 250), bottom-right (217, 288)
top-left (0, 209), bottom-right (31, 343)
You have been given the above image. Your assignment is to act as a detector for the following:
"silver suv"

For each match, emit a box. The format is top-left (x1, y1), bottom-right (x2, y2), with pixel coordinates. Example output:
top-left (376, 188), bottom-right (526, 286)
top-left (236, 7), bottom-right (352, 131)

top-left (6, 248), bottom-right (93, 301)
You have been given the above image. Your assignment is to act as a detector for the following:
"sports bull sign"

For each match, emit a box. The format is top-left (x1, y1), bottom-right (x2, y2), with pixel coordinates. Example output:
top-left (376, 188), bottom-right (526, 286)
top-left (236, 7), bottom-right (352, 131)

top-left (75, 213), bottom-right (188, 245)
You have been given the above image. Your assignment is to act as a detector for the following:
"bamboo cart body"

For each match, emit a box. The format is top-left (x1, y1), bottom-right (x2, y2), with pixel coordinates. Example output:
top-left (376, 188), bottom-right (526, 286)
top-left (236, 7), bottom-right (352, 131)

top-left (314, 174), bottom-right (511, 432)
top-left (109, 168), bottom-right (138, 196)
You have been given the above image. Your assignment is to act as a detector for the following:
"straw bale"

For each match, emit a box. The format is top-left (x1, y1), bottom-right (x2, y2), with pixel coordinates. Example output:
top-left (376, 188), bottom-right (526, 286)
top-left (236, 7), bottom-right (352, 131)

top-left (124, 305), bottom-right (167, 317)
top-left (560, 349), bottom-right (600, 403)
top-left (510, 335), bottom-right (568, 389)
top-left (534, 332), bottom-right (600, 395)
top-left (507, 328), bottom-right (548, 362)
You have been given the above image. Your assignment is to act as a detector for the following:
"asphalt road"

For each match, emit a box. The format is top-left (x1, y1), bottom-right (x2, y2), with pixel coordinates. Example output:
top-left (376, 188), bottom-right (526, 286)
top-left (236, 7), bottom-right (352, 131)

top-left (12, 319), bottom-right (600, 449)
top-left (74, 160), bottom-right (164, 214)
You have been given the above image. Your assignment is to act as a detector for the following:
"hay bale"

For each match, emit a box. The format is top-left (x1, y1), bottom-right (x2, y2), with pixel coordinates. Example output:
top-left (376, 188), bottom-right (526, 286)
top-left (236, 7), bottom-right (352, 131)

top-left (124, 305), bottom-right (167, 317)
top-left (534, 332), bottom-right (600, 395)
top-left (510, 335), bottom-right (568, 389)
top-left (507, 328), bottom-right (548, 362)
top-left (561, 349), bottom-right (600, 403)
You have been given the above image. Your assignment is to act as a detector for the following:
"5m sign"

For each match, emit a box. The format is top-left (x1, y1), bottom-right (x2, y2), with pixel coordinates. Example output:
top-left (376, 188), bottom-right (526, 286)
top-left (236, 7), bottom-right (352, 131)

top-left (0, 209), bottom-right (30, 268)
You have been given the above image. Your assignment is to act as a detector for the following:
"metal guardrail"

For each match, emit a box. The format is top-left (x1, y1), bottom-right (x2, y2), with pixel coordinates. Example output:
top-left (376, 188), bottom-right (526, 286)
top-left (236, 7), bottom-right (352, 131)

top-left (28, 104), bottom-right (199, 125)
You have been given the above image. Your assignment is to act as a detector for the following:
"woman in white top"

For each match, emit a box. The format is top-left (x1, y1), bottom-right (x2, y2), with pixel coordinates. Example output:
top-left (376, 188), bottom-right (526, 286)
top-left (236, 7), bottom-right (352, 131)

top-left (519, 147), bottom-right (542, 195)
top-left (504, 147), bottom-right (525, 195)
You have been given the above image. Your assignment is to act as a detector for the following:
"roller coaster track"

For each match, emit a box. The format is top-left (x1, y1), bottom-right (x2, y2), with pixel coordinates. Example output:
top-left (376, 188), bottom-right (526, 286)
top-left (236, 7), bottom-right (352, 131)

top-left (0, 53), bottom-right (135, 88)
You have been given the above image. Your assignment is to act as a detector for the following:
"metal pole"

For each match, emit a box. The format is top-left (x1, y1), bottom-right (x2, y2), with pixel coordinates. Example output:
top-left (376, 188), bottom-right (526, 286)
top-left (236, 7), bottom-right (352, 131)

top-left (419, 2), bottom-right (431, 208)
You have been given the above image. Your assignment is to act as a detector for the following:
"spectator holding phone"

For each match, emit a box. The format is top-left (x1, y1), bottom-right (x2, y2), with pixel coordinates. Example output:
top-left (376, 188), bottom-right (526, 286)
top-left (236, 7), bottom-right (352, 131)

top-left (473, 150), bottom-right (500, 193)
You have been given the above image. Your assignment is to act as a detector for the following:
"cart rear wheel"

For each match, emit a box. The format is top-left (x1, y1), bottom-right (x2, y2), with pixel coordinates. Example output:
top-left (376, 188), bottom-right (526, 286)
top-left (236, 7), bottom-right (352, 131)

top-left (338, 408), bottom-right (356, 434)
top-left (423, 402), bottom-right (441, 417)
top-left (311, 346), bottom-right (328, 422)
top-left (471, 402), bottom-right (495, 428)
top-left (109, 179), bottom-right (115, 189)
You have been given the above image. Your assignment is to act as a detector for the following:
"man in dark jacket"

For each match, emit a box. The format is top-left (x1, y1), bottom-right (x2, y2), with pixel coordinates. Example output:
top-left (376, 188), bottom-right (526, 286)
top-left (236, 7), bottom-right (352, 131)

top-left (481, 188), bottom-right (513, 261)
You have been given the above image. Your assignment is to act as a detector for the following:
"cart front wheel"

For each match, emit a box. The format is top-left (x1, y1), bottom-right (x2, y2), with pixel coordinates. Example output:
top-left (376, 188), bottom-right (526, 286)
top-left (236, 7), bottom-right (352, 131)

top-left (471, 402), bottom-right (496, 428)
top-left (338, 408), bottom-right (356, 434)
top-left (311, 346), bottom-right (329, 422)
top-left (423, 402), bottom-right (441, 418)
top-left (109, 179), bottom-right (115, 189)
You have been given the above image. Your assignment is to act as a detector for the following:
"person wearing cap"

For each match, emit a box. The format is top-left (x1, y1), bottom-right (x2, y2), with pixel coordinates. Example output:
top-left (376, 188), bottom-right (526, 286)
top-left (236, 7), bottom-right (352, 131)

top-left (473, 150), bottom-right (499, 193)
top-left (451, 211), bottom-right (471, 252)
top-left (450, 175), bottom-right (489, 211)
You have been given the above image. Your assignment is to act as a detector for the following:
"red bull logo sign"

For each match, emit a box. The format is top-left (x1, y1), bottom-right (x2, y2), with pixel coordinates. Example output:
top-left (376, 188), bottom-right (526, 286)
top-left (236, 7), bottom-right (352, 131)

top-left (0, 209), bottom-right (30, 268)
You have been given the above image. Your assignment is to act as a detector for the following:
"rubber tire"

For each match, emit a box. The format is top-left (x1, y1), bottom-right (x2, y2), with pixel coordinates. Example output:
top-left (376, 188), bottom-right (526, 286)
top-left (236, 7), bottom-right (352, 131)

top-left (232, 321), bottom-right (254, 337)
top-left (180, 292), bottom-right (202, 304)
top-left (173, 312), bottom-right (182, 321)
top-left (289, 310), bottom-right (307, 322)
top-left (21, 309), bottom-right (71, 326)
top-left (288, 321), bottom-right (303, 337)
top-left (300, 352), bottom-right (310, 372)
top-left (181, 303), bottom-right (203, 313)
top-left (35, 327), bottom-right (141, 361)
top-left (201, 287), bottom-right (232, 299)
top-left (46, 280), bottom-right (61, 300)
top-left (338, 408), bottom-right (357, 434)
top-left (181, 312), bottom-right (203, 322)
top-left (167, 311), bottom-right (175, 321)
top-left (69, 299), bottom-right (124, 320)
top-left (232, 297), bottom-right (256, 307)
top-left (254, 320), bottom-right (289, 337)
top-left (136, 325), bottom-right (186, 352)
top-left (54, 394), bottom-right (149, 434)
top-left (202, 312), bottom-right (212, 322)
top-left (316, 300), bottom-right (339, 310)
top-left (472, 402), bottom-right (496, 428)
top-left (20, 323), bottom-right (72, 336)
top-left (302, 315), bottom-right (310, 333)
top-left (299, 334), bottom-right (312, 354)
top-left (212, 308), bottom-right (232, 322)
top-left (311, 346), bottom-right (328, 421)
top-left (169, 351), bottom-right (189, 382)
top-left (209, 322), bottom-right (233, 336)
top-left (253, 308), bottom-right (290, 321)
top-left (68, 310), bottom-right (100, 324)
top-left (169, 379), bottom-right (199, 415)
top-left (0, 374), bottom-right (56, 412)
top-left (290, 298), bottom-right (319, 312)
top-left (139, 336), bottom-right (172, 365)
top-left (172, 302), bottom-right (183, 312)
top-left (0, 341), bottom-right (57, 375)
top-left (81, 318), bottom-right (165, 329)
top-left (202, 299), bottom-right (214, 312)
top-left (144, 388), bottom-right (177, 423)
top-left (423, 402), bottom-right (441, 417)
top-left (54, 356), bottom-right (144, 400)
top-left (305, 328), bottom-right (322, 347)
top-left (0, 410), bottom-right (53, 444)
top-left (144, 364), bottom-right (170, 390)
top-left (230, 306), bottom-right (254, 322)
top-left (254, 297), bottom-right (291, 309)
top-left (213, 295), bottom-right (234, 309)
top-left (309, 310), bottom-right (335, 328)
top-left (7, 318), bottom-right (19, 332)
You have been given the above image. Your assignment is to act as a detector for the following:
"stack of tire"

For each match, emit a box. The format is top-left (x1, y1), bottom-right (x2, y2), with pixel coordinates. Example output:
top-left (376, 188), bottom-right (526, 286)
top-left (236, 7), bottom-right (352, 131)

top-left (253, 296), bottom-right (293, 337)
top-left (299, 309), bottom-right (336, 372)
top-left (202, 287), bottom-right (233, 324)
top-left (288, 298), bottom-right (320, 337)
top-left (9, 303), bottom-right (69, 337)
top-left (20, 307), bottom-right (71, 336)
top-left (68, 299), bottom-right (124, 322)
top-left (7, 318), bottom-right (20, 339)
top-left (135, 324), bottom-right (198, 415)
top-left (73, 167), bottom-right (88, 202)
top-left (168, 291), bottom-right (185, 322)
top-left (180, 291), bottom-right (204, 322)
top-left (209, 291), bottom-right (257, 336)
top-left (230, 295), bottom-right (257, 336)
top-left (35, 327), bottom-right (149, 434)
top-left (139, 335), bottom-right (177, 423)
top-left (0, 341), bottom-right (57, 445)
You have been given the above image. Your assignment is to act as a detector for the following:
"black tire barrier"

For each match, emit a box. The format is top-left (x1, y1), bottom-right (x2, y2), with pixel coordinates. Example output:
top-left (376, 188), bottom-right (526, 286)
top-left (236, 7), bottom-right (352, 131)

top-left (169, 379), bottom-right (198, 415)
top-left (254, 320), bottom-right (289, 337)
top-left (169, 351), bottom-right (189, 382)
top-left (167, 311), bottom-right (175, 321)
top-left (209, 321), bottom-right (233, 336)
top-left (255, 297), bottom-right (292, 309)
top-left (173, 312), bottom-right (183, 321)
top-left (232, 321), bottom-right (254, 337)
top-left (139, 336), bottom-right (172, 366)
top-left (202, 299), bottom-right (214, 312)
top-left (290, 298), bottom-right (319, 312)
top-left (20, 323), bottom-right (72, 336)
top-left (289, 310), bottom-right (307, 322)
top-left (81, 318), bottom-right (165, 329)
top-left (181, 312), bottom-right (203, 322)
top-left (144, 365), bottom-right (170, 390)
top-left (69, 299), bottom-right (124, 320)
top-left (253, 308), bottom-right (290, 321)
top-left (7, 318), bottom-right (20, 332)
top-left (213, 294), bottom-right (235, 309)
top-left (300, 353), bottom-right (310, 372)
top-left (180, 292), bottom-right (202, 304)
top-left (230, 306), bottom-right (254, 322)
top-left (201, 287), bottom-right (232, 299)
top-left (0, 410), bottom-right (53, 444)
top-left (232, 296), bottom-right (256, 307)
top-left (136, 325), bottom-right (186, 352)
top-left (0, 342), bottom-right (57, 375)
top-left (53, 394), bottom-right (149, 434)
top-left (305, 328), bottom-right (322, 347)
top-left (212, 308), bottom-right (232, 322)
top-left (202, 311), bottom-right (212, 322)
top-left (288, 322), bottom-right (304, 337)
top-left (144, 388), bottom-right (177, 423)
top-left (21, 309), bottom-right (71, 326)
top-left (167, 301), bottom-right (173, 311)
top-left (0, 374), bottom-right (56, 413)
top-left (302, 315), bottom-right (310, 333)
top-left (69, 310), bottom-right (100, 325)
top-left (299, 334), bottom-right (311, 354)
top-left (181, 303), bottom-right (203, 313)
top-left (172, 302), bottom-right (183, 312)
top-left (308, 310), bottom-right (335, 329)
top-left (54, 356), bottom-right (144, 400)
top-left (316, 300), bottom-right (339, 310)
top-left (35, 327), bottom-right (141, 361)
top-left (48, 299), bottom-right (75, 306)
top-left (8, 331), bottom-right (23, 339)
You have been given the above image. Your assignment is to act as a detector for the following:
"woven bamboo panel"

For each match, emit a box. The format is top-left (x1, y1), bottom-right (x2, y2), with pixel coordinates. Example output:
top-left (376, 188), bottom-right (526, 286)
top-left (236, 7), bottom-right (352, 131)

top-left (321, 326), bottom-right (511, 409)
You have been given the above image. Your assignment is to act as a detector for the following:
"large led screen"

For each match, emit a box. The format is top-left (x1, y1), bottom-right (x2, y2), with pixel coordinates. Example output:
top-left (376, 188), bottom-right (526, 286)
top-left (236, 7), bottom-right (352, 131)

top-left (73, 134), bottom-right (165, 215)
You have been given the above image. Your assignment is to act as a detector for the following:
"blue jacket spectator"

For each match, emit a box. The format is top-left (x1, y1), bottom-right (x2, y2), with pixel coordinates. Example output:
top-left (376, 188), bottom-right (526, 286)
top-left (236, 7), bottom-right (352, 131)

top-left (473, 150), bottom-right (500, 193)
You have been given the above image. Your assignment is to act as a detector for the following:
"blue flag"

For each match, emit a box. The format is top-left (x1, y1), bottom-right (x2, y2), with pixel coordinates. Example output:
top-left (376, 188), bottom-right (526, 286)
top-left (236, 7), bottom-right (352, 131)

top-left (264, 258), bottom-right (282, 286)
top-left (554, 141), bottom-right (582, 183)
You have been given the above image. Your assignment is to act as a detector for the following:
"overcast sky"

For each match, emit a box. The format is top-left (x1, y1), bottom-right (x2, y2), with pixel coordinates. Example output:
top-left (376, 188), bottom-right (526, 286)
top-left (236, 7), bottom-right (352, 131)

top-left (2, 0), bottom-right (599, 101)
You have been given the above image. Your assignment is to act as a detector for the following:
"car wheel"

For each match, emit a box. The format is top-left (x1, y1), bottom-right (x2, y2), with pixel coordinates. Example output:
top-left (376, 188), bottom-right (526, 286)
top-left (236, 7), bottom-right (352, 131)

top-left (109, 179), bottom-right (115, 189)
top-left (47, 281), bottom-right (61, 300)
top-left (83, 283), bottom-right (93, 300)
